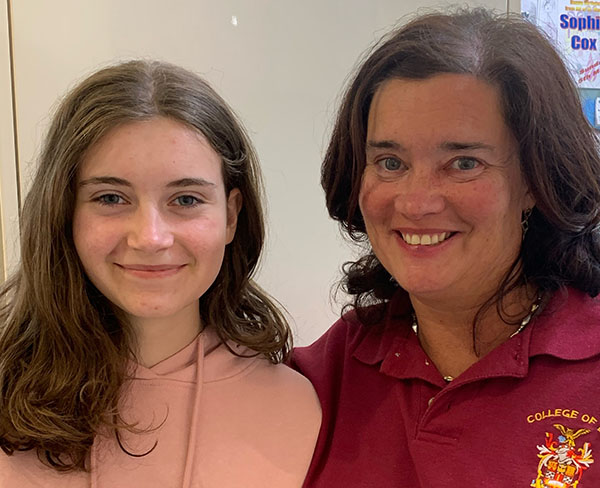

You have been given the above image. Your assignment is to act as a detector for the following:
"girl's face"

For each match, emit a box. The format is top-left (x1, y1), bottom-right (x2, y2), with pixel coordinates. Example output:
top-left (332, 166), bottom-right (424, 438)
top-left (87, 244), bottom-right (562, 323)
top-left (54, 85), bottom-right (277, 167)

top-left (73, 117), bottom-right (241, 327)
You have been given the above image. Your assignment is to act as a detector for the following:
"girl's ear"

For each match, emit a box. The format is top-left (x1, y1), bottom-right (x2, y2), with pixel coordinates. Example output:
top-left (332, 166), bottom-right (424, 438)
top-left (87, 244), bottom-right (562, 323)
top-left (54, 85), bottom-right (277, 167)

top-left (226, 188), bottom-right (242, 244)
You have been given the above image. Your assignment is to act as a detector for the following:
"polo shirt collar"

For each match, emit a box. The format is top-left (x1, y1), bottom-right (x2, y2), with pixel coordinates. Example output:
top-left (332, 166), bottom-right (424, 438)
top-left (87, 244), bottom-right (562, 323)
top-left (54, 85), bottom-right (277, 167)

top-left (352, 287), bottom-right (600, 383)
top-left (529, 287), bottom-right (600, 361)
top-left (352, 291), bottom-right (413, 366)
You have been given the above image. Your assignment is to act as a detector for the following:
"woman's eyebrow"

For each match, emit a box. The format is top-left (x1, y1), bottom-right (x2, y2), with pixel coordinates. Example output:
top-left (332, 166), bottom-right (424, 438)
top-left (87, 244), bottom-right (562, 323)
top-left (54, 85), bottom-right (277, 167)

top-left (440, 141), bottom-right (495, 152)
top-left (366, 140), bottom-right (405, 152)
top-left (366, 140), bottom-right (495, 152)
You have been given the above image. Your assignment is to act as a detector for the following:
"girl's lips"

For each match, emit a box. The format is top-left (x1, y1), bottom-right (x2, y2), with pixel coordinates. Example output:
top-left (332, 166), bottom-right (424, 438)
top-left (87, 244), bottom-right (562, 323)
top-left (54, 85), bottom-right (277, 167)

top-left (116, 264), bottom-right (186, 278)
top-left (118, 264), bottom-right (184, 271)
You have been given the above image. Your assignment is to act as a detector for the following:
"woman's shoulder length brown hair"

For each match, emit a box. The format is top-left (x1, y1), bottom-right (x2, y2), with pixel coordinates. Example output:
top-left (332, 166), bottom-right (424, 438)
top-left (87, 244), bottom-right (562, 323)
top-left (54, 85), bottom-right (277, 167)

top-left (322, 7), bottom-right (600, 317)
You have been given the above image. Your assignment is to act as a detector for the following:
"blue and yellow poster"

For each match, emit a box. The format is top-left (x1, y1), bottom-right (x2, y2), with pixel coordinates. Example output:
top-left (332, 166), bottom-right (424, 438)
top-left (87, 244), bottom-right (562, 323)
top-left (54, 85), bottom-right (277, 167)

top-left (522, 0), bottom-right (600, 127)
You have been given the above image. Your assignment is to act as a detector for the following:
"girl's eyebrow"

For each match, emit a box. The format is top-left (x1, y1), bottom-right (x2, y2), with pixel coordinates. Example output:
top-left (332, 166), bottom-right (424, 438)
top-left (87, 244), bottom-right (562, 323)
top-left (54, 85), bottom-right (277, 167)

top-left (166, 178), bottom-right (216, 188)
top-left (78, 176), bottom-right (216, 188)
top-left (78, 176), bottom-right (130, 187)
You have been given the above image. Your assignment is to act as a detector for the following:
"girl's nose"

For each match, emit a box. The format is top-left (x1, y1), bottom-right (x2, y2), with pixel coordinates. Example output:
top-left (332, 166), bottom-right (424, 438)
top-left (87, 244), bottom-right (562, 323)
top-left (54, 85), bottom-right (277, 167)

top-left (126, 206), bottom-right (174, 251)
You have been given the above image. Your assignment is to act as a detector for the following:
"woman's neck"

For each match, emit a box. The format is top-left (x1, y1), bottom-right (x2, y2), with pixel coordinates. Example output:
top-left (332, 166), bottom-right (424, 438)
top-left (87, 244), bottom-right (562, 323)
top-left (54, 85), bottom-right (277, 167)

top-left (410, 285), bottom-right (538, 379)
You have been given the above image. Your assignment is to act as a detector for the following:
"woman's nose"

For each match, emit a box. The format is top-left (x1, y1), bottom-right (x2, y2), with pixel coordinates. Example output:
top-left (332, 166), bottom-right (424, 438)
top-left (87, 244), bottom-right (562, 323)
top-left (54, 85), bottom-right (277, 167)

top-left (394, 168), bottom-right (446, 219)
top-left (126, 206), bottom-right (174, 251)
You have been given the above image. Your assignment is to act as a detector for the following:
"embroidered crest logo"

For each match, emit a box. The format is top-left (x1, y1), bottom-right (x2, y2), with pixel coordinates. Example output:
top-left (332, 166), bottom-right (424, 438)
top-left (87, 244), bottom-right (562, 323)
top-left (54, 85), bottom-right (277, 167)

top-left (531, 424), bottom-right (594, 487)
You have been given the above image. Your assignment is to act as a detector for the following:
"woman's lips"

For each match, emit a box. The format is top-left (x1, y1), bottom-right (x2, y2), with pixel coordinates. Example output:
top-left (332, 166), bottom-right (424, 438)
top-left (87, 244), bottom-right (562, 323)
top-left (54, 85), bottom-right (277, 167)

top-left (400, 231), bottom-right (451, 246)
top-left (394, 230), bottom-right (458, 247)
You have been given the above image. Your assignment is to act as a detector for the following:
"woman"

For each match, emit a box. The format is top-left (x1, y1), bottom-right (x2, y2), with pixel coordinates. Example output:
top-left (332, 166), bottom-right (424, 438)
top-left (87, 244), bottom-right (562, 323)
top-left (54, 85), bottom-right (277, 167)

top-left (0, 60), bottom-right (320, 487)
top-left (292, 8), bottom-right (600, 487)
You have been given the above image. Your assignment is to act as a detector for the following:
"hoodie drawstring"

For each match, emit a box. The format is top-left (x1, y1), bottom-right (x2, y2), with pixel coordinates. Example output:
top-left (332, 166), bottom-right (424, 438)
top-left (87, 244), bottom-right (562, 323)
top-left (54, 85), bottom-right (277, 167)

top-left (182, 333), bottom-right (205, 488)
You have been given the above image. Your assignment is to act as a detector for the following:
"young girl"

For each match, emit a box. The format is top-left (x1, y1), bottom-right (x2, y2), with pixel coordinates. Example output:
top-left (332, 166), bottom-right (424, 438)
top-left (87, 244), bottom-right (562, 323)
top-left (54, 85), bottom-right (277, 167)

top-left (0, 60), bottom-right (320, 487)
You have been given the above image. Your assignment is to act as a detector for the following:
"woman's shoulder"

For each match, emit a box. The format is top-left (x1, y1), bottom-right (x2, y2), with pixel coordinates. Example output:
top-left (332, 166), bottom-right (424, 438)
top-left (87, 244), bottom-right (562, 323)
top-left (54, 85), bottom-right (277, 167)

top-left (288, 311), bottom-right (377, 397)
top-left (289, 296), bottom-right (412, 395)
top-left (292, 302), bottom-right (390, 365)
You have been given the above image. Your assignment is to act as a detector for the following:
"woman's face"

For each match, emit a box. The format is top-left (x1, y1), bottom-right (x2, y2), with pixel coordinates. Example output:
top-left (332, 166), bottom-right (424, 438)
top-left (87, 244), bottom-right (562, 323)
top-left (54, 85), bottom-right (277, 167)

top-left (73, 117), bottom-right (241, 325)
top-left (359, 74), bottom-right (534, 303)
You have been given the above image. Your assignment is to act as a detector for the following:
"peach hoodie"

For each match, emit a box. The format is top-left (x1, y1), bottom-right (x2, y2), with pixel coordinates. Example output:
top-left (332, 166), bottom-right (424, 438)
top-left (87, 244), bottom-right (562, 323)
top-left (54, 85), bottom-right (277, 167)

top-left (0, 328), bottom-right (321, 487)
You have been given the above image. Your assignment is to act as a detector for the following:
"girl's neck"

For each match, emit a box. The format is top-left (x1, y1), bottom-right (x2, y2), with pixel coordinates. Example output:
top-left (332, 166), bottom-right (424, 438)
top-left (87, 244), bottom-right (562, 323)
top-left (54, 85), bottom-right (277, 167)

top-left (129, 302), bottom-right (202, 368)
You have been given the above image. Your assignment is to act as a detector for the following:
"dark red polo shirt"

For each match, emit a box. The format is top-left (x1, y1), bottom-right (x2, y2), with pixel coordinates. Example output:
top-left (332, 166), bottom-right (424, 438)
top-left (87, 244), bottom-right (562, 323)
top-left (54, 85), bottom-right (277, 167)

top-left (292, 288), bottom-right (600, 487)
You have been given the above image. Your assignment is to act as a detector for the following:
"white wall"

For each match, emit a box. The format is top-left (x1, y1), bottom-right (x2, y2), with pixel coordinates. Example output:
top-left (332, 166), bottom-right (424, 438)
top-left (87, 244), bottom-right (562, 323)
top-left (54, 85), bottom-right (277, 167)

top-left (5, 0), bottom-right (508, 344)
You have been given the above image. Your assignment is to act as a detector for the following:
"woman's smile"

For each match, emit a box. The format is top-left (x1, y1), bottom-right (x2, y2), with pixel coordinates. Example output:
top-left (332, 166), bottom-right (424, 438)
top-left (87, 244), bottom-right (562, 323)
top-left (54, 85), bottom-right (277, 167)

top-left (395, 230), bottom-right (456, 246)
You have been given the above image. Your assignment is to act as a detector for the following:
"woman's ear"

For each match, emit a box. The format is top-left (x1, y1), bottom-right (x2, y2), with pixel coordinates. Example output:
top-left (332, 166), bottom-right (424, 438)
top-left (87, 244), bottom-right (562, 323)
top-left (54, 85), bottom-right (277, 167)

top-left (523, 191), bottom-right (536, 213)
top-left (225, 188), bottom-right (243, 244)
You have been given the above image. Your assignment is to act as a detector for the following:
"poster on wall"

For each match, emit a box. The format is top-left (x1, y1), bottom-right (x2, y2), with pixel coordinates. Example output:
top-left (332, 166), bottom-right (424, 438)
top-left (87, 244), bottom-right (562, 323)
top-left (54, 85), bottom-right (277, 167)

top-left (522, 0), bottom-right (600, 128)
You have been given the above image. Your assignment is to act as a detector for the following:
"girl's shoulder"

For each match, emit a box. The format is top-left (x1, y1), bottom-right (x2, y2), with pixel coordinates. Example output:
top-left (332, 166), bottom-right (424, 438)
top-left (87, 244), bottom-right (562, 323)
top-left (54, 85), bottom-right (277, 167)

top-left (0, 449), bottom-right (88, 488)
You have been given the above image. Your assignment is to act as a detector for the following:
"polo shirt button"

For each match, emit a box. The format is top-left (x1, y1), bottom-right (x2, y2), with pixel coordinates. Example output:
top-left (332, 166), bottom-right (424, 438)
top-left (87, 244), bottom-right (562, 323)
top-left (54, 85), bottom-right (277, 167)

top-left (428, 397), bottom-right (435, 406)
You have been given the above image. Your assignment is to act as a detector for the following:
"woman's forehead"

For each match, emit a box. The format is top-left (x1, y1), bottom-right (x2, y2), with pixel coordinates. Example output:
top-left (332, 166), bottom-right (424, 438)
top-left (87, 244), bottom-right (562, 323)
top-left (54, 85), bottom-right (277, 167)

top-left (366, 74), bottom-right (515, 156)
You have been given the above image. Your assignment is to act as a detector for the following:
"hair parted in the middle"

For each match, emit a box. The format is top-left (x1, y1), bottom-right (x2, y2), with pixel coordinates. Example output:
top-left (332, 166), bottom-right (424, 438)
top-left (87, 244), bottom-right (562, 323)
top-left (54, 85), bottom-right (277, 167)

top-left (0, 60), bottom-right (289, 471)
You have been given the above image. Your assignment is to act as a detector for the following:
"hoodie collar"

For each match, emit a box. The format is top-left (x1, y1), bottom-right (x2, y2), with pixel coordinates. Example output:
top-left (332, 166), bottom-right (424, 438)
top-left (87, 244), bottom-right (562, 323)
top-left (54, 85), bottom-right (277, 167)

top-left (131, 327), bottom-right (260, 383)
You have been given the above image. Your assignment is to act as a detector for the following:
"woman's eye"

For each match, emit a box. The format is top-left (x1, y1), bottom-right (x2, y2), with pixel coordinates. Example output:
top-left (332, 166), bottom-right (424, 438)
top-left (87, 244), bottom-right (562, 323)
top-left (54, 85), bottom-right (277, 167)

top-left (377, 157), bottom-right (403, 171)
top-left (96, 194), bottom-right (125, 205)
top-left (451, 157), bottom-right (480, 171)
top-left (173, 195), bottom-right (201, 207)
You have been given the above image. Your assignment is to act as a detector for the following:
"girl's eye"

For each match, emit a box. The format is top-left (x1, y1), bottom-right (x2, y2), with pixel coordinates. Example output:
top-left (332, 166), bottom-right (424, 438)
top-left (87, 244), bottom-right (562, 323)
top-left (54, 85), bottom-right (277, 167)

top-left (95, 194), bottom-right (125, 206)
top-left (173, 195), bottom-right (201, 207)
top-left (451, 157), bottom-right (480, 171)
top-left (377, 157), bottom-right (404, 171)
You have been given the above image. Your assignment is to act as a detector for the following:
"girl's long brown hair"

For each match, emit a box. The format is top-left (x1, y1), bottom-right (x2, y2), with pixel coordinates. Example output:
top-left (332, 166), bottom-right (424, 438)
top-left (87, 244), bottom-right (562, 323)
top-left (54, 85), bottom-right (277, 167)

top-left (0, 60), bottom-right (290, 471)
